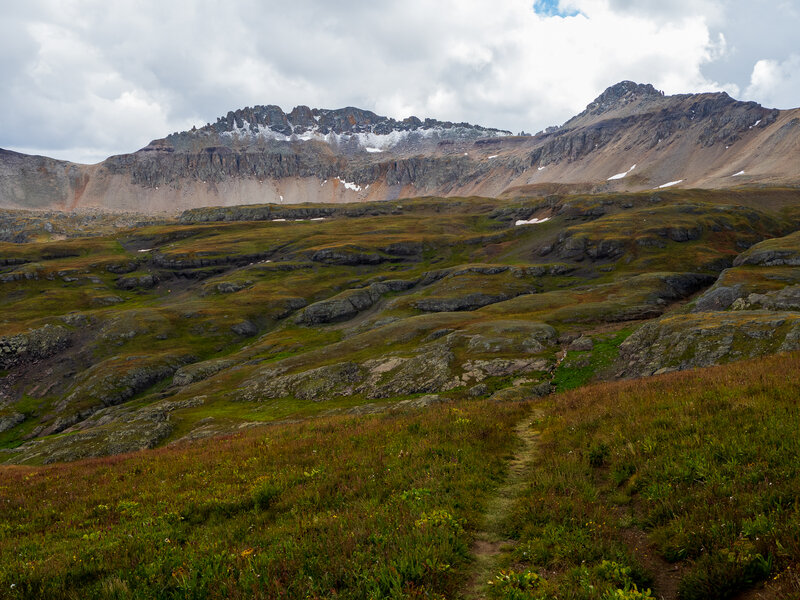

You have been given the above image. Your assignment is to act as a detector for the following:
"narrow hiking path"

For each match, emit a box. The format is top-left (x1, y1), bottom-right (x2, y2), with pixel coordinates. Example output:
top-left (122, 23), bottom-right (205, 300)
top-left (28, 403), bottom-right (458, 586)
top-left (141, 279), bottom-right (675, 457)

top-left (462, 395), bottom-right (682, 600)
top-left (463, 409), bottom-right (544, 599)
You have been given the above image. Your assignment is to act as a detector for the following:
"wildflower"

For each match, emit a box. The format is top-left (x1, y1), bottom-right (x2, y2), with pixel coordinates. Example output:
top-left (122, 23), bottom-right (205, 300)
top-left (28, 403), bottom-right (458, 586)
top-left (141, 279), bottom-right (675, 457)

top-left (241, 548), bottom-right (254, 557)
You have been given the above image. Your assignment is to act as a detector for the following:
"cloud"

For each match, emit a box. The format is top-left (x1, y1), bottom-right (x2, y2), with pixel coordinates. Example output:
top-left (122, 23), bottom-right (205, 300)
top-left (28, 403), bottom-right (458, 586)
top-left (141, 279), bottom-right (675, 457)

top-left (745, 54), bottom-right (800, 109)
top-left (0, 0), bottom-right (796, 163)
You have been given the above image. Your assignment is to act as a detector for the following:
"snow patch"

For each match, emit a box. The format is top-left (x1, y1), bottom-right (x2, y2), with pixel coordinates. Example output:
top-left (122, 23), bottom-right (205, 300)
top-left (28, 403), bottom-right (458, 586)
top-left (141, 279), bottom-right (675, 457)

top-left (732, 170), bottom-right (746, 176)
top-left (657, 180), bottom-right (683, 189)
top-left (750, 119), bottom-right (761, 128)
top-left (537, 166), bottom-right (546, 171)
top-left (487, 155), bottom-right (498, 159)
top-left (137, 249), bottom-right (151, 253)
top-left (310, 217), bottom-right (325, 221)
top-left (221, 122), bottom-right (510, 153)
top-left (515, 217), bottom-right (551, 226)
top-left (607, 164), bottom-right (636, 181)
top-left (271, 218), bottom-right (286, 222)
top-left (336, 177), bottom-right (362, 192)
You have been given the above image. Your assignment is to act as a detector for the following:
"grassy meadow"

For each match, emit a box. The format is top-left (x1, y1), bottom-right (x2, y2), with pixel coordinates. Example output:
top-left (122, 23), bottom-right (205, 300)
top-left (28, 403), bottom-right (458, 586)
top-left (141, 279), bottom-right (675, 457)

top-left (3, 352), bottom-right (800, 598)
top-left (0, 400), bottom-right (526, 599)
top-left (3, 189), bottom-right (800, 598)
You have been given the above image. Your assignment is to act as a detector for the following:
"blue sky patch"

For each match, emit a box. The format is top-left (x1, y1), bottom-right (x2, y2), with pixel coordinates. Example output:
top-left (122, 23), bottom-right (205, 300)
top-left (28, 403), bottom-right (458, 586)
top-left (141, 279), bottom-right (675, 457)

top-left (533, 0), bottom-right (581, 17)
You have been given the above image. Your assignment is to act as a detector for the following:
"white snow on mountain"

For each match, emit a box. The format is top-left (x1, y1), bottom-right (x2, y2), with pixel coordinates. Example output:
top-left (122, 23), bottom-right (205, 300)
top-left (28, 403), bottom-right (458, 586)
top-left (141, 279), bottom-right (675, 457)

top-left (218, 119), bottom-right (509, 152)
top-left (607, 164), bottom-right (636, 181)
top-left (515, 217), bottom-right (550, 226)
top-left (657, 180), bottom-right (683, 188)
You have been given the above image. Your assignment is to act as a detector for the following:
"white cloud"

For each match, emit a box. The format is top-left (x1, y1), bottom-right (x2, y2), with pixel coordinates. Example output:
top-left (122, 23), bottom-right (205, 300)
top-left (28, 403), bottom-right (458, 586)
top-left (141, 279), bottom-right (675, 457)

top-left (0, 0), bottom-right (796, 163)
top-left (745, 54), bottom-right (800, 109)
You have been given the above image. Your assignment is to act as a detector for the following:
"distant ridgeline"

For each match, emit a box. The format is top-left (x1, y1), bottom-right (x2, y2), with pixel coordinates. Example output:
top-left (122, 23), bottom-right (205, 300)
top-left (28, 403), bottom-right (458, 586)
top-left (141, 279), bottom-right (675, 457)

top-left (0, 81), bottom-right (797, 212)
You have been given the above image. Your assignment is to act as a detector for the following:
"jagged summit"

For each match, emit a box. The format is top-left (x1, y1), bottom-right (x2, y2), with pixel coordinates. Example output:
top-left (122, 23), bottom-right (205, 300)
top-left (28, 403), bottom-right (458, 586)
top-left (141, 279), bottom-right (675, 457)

top-left (158, 104), bottom-right (512, 154)
top-left (560, 81), bottom-right (667, 127)
top-left (585, 81), bottom-right (664, 113)
top-left (208, 104), bottom-right (510, 136)
top-left (559, 80), bottom-right (762, 132)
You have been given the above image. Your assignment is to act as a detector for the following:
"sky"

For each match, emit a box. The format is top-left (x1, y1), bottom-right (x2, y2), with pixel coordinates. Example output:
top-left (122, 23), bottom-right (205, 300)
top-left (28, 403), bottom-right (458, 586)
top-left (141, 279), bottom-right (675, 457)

top-left (1, 0), bottom-right (799, 164)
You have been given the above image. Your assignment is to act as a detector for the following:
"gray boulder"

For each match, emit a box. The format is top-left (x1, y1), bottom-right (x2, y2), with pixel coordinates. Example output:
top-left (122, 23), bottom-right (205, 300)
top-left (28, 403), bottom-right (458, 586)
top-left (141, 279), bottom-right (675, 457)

top-left (692, 284), bottom-right (743, 312)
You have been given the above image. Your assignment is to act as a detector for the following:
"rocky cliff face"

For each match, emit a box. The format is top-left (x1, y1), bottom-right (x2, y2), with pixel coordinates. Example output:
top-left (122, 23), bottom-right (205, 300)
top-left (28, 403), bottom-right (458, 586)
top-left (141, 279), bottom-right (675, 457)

top-left (1, 81), bottom-right (798, 212)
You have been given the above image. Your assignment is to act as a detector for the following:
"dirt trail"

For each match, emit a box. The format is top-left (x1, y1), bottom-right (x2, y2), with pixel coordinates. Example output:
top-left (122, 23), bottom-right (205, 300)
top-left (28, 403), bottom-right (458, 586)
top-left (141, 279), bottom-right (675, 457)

top-left (463, 410), bottom-right (543, 599)
top-left (619, 526), bottom-right (682, 600)
top-left (463, 403), bottom-right (683, 600)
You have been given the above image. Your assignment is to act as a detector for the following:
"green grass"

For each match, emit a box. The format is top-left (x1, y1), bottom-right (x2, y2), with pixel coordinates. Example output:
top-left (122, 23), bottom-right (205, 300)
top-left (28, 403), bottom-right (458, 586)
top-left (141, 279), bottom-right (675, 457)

top-left (0, 399), bottom-right (526, 599)
top-left (492, 351), bottom-right (800, 599)
top-left (551, 328), bottom-right (633, 391)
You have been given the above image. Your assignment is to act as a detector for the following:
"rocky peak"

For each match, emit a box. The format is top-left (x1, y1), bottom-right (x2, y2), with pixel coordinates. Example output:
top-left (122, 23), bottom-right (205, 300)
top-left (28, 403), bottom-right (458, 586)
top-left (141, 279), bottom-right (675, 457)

top-left (580, 81), bottom-right (664, 118)
top-left (196, 104), bottom-right (510, 138)
top-left (593, 81), bottom-right (662, 106)
top-left (157, 104), bottom-right (511, 154)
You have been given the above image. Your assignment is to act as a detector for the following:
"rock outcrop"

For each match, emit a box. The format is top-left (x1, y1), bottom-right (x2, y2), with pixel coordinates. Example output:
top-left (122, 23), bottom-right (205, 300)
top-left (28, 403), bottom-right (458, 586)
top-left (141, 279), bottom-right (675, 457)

top-left (0, 325), bottom-right (71, 369)
top-left (298, 279), bottom-right (416, 324)
top-left (618, 312), bottom-right (800, 378)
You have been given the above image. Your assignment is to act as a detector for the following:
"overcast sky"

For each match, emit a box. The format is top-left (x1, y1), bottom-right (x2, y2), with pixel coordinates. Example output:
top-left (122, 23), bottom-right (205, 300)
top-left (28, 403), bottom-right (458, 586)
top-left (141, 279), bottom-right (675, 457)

top-left (2, 0), bottom-right (799, 164)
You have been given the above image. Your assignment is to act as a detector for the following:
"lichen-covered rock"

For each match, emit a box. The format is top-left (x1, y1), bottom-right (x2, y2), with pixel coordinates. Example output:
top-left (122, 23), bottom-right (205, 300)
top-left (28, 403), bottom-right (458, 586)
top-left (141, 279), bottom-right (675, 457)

top-left (240, 344), bottom-right (457, 403)
top-left (106, 260), bottom-right (139, 274)
top-left (456, 358), bottom-right (550, 388)
top-left (414, 292), bottom-right (510, 312)
top-left (230, 320), bottom-right (258, 337)
top-left (215, 280), bottom-right (253, 293)
top-left (569, 336), bottom-right (594, 351)
top-left (734, 247), bottom-right (800, 267)
top-left (44, 354), bottom-right (192, 435)
top-left (618, 312), bottom-right (800, 377)
top-left (173, 359), bottom-right (236, 386)
top-left (310, 247), bottom-right (385, 265)
top-left (0, 412), bottom-right (25, 433)
top-left (0, 324), bottom-right (71, 369)
top-left (737, 286), bottom-right (800, 311)
top-left (692, 284), bottom-right (744, 312)
top-left (298, 279), bottom-right (416, 324)
top-left (9, 418), bottom-right (173, 466)
top-left (116, 273), bottom-right (159, 290)
top-left (240, 362), bottom-right (365, 401)
top-left (7, 394), bottom-right (210, 465)
top-left (453, 320), bottom-right (557, 354)
top-left (468, 383), bottom-right (489, 397)
top-left (363, 348), bottom-right (454, 398)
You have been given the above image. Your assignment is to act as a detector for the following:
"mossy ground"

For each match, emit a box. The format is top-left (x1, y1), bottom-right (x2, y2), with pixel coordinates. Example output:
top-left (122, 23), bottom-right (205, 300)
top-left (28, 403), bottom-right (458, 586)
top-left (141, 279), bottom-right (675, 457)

top-left (0, 188), bottom-right (798, 462)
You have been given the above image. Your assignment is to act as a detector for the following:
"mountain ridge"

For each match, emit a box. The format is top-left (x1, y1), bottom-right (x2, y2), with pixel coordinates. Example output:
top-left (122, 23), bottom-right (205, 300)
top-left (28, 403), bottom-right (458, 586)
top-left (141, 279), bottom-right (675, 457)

top-left (1, 81), bottom-right (798, 212)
